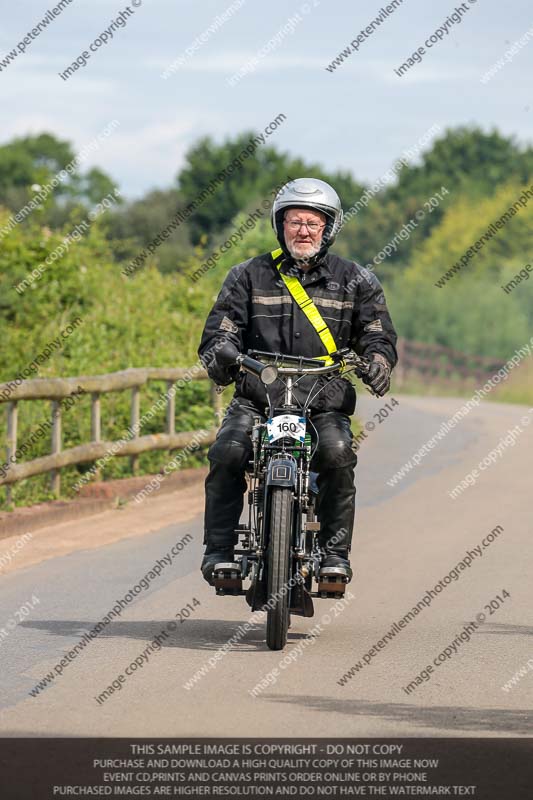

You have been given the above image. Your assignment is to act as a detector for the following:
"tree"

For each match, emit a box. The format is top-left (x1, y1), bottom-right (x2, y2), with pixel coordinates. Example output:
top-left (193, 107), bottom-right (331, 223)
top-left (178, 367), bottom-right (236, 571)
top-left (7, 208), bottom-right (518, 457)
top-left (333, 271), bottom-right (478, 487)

top-left (76, 167), bottom-right (119, 205)
top-left (0, 133), bottom-right (74, 195)
top-left (388, 181), bottom-right (533, 358)
top-left (388, 127), bottom-right (530, 203)
top-left (104, 188), bottom-right (192, 270)
top-left (0, 133), bottom-right (118, 216)
top-left (177, 132), bottom-right (365, 243)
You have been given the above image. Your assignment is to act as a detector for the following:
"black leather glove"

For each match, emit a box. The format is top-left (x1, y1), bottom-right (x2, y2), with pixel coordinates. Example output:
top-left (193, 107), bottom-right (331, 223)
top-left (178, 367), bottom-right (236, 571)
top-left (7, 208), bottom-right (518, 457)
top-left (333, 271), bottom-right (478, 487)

top-left (363, 353), bottom-right (391, 396)
top-left (207, 360), bottom-right (238, 387)
top-left (203, 340), bottom-right (240, 386)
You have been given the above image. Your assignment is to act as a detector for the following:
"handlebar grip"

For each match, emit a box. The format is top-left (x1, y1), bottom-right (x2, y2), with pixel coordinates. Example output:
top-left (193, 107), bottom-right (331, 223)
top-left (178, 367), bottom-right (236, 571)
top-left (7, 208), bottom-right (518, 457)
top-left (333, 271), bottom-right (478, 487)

top-left (240, 354), bottom-right (267, 375)
top-left (239, 355), bottom-right (278, 386)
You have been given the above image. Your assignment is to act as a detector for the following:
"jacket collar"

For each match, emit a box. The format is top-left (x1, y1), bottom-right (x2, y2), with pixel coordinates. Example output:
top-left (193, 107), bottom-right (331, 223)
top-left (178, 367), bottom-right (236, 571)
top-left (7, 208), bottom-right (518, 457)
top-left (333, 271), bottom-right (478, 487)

top-left (278, 251), bottom-right (332, 282)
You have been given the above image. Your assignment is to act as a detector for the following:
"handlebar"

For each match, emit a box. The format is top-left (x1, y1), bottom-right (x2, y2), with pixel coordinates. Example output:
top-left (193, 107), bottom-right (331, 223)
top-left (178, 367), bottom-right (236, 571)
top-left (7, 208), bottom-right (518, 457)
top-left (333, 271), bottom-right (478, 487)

top-left (247, 349), bottom-right (328, 369)
top-left (215, 341), bottom-right (371, 386)
top-left (241, 348), bottom-right (371, 384)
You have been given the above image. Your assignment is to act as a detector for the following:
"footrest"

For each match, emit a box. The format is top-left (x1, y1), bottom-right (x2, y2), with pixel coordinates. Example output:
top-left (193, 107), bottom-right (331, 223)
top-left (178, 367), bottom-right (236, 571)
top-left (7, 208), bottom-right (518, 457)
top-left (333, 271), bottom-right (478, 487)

top-left (213, 562), bottom-right (242, 595)
top-left (234, 525), bottom-right (252, 536)
top-left (317, 567), bottom-right (349, 598)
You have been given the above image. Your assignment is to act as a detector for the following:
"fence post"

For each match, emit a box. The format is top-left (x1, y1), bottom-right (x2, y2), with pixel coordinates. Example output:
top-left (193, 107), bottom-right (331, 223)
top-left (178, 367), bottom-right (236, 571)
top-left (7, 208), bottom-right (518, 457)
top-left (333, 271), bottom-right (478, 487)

top-left (130, 386), bottom-right (140, 474)
top-left (50, 400), bottom-right (62, 497)
top-left (91, 393), bottom-right (101, 442)
top-left (6, 401), bottom-right (18, 505)
top-left (91, 393), bottom-right (101, 480)
top-left (166, 380), bottom-right (175, 436)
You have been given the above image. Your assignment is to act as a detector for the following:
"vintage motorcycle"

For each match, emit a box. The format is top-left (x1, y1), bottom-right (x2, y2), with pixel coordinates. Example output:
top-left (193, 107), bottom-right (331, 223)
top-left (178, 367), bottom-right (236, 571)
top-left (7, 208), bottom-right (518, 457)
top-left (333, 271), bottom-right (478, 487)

top-left (211, 344), bottom-right (371, 651)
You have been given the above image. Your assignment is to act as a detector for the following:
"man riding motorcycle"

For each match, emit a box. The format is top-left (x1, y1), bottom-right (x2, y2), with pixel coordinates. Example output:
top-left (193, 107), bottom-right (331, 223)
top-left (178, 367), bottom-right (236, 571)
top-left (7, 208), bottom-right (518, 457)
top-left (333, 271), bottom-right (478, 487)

top-left (198, 177), bottom-right (398, 586)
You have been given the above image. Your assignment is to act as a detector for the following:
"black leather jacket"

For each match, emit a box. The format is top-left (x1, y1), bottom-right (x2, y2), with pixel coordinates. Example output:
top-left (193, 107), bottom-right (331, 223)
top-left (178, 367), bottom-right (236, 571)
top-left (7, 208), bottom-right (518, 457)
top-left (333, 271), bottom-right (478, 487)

top-left (198, 249), bottom-right (398, 415)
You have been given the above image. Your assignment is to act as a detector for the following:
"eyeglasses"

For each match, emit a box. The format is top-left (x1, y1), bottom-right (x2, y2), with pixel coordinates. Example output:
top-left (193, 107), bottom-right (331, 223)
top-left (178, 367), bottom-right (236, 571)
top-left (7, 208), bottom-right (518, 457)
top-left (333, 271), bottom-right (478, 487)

top-left (284, 220), bottom-right (325, 233)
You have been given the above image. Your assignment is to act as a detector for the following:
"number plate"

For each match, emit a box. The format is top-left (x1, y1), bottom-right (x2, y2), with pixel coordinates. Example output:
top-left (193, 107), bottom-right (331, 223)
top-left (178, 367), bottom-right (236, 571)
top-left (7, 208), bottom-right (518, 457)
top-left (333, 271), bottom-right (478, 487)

top-left (266, 414), bottom-right (306, 443)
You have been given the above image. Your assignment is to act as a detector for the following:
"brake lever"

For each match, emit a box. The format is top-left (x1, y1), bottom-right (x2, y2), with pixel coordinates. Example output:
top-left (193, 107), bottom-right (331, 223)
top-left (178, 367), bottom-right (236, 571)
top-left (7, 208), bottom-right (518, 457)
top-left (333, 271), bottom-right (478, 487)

top-left (337, 350), bottom-right (380, 397)
top-left (336, 349), bottom-right (371, 376)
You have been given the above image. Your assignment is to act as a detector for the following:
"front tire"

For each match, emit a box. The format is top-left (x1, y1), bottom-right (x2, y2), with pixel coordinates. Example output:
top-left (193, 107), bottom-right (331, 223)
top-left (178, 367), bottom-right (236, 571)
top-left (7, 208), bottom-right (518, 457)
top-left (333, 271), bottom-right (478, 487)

top-left (266, 487), bottom-right (293, 651)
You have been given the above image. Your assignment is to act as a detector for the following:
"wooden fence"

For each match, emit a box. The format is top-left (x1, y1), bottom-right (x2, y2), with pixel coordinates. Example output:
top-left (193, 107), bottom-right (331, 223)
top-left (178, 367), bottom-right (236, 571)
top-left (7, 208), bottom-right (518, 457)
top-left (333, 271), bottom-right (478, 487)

top-left (394, 338), bottom-right (503, 388)
top-left (0, 367), bottom-right (222, 501)
top-left (0, 339), bottom-right (504, 501)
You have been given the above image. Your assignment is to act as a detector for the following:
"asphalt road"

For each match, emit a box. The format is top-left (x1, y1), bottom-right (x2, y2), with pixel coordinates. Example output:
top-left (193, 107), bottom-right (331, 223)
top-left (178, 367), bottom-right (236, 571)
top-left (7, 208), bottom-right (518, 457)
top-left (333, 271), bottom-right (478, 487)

top-left (0, 393), bottom-right (532, 738)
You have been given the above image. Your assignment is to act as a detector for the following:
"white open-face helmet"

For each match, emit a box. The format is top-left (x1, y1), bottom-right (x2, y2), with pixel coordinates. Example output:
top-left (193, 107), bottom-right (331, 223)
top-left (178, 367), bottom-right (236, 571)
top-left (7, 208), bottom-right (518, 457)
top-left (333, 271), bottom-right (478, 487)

top-left (271, 177), bottom-right (344, 258)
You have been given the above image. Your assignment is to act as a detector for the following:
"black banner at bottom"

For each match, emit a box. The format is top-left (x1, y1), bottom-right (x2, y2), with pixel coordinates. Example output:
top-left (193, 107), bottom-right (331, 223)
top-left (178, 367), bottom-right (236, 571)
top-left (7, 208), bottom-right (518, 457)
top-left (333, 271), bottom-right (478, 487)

top-left (1, 738), bottom-right (532, 799)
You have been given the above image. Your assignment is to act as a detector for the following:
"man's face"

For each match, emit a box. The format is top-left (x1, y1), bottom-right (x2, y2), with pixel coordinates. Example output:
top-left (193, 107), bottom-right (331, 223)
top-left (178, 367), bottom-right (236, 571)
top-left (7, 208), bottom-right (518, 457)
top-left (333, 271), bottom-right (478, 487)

top-left (283, 207), bottom-right (327, 262)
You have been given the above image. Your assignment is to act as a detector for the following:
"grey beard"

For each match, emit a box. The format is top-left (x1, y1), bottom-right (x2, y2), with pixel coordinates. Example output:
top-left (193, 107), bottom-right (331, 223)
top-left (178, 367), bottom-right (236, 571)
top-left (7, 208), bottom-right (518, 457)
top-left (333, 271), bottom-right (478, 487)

top-left (286, 241), bottom-right (321, 264)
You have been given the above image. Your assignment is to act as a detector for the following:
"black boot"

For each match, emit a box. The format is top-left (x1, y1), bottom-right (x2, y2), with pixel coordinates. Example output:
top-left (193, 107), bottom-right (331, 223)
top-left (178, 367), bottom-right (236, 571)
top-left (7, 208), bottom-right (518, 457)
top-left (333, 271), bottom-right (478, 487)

top-left (201, 403), bottom-right (258, 586)
top-left (202, 458), bottom-right (244, 585)
top-left (202, 545), bottom-right (239, 585)
top-left (316, 469), bottom-right (355, 582)
top-left (306, 412), bottom-right (357, 586)
top-left (320, 550), bottom-right (353, 581)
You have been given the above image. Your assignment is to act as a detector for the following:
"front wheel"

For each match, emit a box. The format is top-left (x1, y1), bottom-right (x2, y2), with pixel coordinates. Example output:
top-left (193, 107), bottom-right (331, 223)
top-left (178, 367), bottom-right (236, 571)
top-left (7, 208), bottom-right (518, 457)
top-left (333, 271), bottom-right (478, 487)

top-left (266, 486), bottom-right (293, 650)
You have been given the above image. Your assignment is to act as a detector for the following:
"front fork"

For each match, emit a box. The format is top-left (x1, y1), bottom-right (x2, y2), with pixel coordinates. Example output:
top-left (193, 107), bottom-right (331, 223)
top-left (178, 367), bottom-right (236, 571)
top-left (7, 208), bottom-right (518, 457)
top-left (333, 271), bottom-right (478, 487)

top-left (244, 416), bottom-right (320, 611)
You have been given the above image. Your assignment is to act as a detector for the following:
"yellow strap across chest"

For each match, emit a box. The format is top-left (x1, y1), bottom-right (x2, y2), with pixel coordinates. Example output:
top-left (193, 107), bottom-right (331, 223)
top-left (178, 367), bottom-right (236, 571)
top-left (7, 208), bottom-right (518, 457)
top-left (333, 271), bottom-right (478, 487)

top-left (271, 248), bottom-right (337, 366)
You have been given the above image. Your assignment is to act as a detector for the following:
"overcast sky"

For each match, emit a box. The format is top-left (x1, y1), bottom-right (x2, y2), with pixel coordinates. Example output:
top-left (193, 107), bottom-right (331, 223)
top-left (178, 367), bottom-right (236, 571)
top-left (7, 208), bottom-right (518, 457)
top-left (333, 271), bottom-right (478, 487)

top-left (2, 0), bottom-right (532, 199)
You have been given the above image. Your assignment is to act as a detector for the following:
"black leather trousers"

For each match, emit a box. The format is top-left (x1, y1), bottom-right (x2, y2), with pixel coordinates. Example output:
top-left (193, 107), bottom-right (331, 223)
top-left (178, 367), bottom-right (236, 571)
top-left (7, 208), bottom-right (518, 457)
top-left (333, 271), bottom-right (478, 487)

top-left (203, 398), bottom-right (357, 555)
